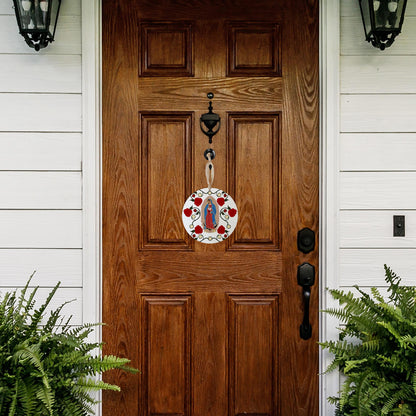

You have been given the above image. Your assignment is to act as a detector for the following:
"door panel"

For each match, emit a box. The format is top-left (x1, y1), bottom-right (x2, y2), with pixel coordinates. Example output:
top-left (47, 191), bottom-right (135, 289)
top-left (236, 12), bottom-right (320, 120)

top-left (141, 295), bottom-right (192, 416)
top-left (102, 1), bottom-right (319, 415)
top-left (139, 112), bottom-right (193, 250)
top-left (228, 113), bottom-right (280, 249)
top-left (228, 295), bottom-right (279, 416)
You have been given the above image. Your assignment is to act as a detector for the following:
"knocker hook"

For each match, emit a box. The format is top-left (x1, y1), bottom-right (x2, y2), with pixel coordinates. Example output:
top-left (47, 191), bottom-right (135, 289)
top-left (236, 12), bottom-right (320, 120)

top-left (200, 92), bottom-right (221, 144)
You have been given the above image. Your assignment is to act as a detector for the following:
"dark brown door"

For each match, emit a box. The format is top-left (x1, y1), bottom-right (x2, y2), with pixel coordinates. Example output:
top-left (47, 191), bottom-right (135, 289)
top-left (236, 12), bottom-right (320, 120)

top-left (102, 1), bottom-right (319, 415)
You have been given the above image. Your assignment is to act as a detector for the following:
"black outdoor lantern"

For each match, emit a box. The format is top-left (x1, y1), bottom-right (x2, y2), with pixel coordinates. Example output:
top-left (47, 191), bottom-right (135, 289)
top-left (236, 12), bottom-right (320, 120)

top-left (358, 0), bottom-right (407, 50)
top-left (13, 0), bottom-right (62, 51)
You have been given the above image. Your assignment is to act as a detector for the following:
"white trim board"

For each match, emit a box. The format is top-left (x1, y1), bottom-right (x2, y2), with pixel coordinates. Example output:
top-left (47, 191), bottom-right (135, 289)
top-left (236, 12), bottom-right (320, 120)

top-left (81, 0), bottom-right (102, 414)
top-left (319, 0), bottom-right (340, 415)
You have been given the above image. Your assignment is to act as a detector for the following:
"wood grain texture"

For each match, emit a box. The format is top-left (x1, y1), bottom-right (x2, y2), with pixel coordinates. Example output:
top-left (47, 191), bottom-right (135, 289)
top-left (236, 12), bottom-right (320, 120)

top-left (228, 113), bottom-right (280, 250)
top-left (228, 295), bottom-right (279, 416)
top-left (138, 77), bottom-right (282, 111)
top-left (103, 1), bottom-right (319, 415)
top-left (137, 252), bottom-right (282, 293)
top-left (140, 113), bottom-right (192, 250)
top-left (340, 133), bottom-right (416, 171)
top-left (0, 249), bottom-right (82, 287)
top-left (227, 22), bottom-right (281, 76)
top-left (102, 1), bottom-right (140, 414)
top-left (280, 0), bottom-right (319, 414)
top-left (0, 210), bottom-right (81, 248)
top-left (140, 295), bottom-right (192, 416)
top-left (340, 211), bottom-right (416, 248)
top-left (136, 0), bottom-right (283, 20)
top-left (140, 21), bottom-right (193, 76)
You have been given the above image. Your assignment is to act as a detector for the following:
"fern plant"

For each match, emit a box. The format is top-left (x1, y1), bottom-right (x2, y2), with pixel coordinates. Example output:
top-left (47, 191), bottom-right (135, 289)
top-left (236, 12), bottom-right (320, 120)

top-left (321, 265), bottom-right (416, 416)
top-left (0, 276), bottom-right (138, 416)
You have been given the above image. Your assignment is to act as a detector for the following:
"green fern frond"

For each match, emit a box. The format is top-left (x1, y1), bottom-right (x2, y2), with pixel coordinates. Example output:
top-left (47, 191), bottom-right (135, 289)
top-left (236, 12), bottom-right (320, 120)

top-left (392, 403), bottom-right (414, 416)
top-left (371, 286), bottom-right (385, 303)
top-left (75, 377), bottom-right (121, 393)
top-left (361, 338), bottom-right (381, 352)
top-left (0, 277), bottom-right (138, 416)
top-left (343, 358), bottom-right (368, 373)
top-left (322, 266), bottom-right (416, 415)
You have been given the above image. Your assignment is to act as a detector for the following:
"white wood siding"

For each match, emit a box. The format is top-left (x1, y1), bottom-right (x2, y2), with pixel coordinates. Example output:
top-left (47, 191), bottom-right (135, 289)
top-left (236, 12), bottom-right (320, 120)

top-left (339, 2), bottom-right (416, 286)
top-left (0, 133), bottom-right (81, 170)
top-left (0, 1), bottom-right (82, 324)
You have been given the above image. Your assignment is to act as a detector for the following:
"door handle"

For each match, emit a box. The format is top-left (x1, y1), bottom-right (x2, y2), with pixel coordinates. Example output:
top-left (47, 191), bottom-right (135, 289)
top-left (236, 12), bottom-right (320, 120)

top-left (297, 263), bottom-right (315, 340)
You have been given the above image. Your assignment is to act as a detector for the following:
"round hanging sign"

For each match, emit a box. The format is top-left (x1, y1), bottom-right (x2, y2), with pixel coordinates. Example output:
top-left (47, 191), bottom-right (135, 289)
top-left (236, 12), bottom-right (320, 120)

top-left (182, 187), bottom-right (238, 244)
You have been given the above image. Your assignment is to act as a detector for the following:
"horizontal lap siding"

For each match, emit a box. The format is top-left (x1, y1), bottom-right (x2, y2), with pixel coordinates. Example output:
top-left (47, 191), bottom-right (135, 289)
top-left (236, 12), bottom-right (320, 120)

top-left (340, 249), bottom-right (416, 287)
top-left (340, 134), bottom-right (416, 171)
top-left (0, 133), bottom-right (81, 170)
top-left (339, 2), bottom-right (416, 288)
top-left (0, 55), bottom-right (81, 93)
top-left (0, 1), bottom-right (83, 324)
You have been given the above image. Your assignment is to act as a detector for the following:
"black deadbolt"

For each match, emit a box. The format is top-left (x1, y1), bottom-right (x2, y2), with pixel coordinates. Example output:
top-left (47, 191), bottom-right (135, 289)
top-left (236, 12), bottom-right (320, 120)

top-left (297, 262), bottom-right (315, 287)
top-left (297, 227), bottom-right (315, 254)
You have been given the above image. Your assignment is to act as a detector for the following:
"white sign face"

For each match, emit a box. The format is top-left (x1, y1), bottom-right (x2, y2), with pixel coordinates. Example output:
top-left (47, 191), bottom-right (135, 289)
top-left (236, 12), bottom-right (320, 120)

top-left (182, 187), bottom-right (238, 244)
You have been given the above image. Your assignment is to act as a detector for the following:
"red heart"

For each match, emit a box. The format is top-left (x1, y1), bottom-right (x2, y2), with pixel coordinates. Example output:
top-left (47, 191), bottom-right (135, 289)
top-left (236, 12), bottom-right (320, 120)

top-left (217, 197), bottom-right (225, 206)
top-left (228, 208), bottom-right (237, 217)
top-left (194, 225), bottom-right (203, 234)
top-left (217, 225), bottom-right (225, 234)
top-left (194, 198), bottom-right (202, 206)
top-left (183, 208), bottom-right (192, 217)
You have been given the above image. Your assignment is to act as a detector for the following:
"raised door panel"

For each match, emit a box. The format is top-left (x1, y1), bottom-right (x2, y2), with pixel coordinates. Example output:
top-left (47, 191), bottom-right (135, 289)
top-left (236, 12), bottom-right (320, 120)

top-left (140, 113), bottom-right (193, 250)
top-left (227, 22), bottom-right (281, 77)
top-left (228, 295), bottom-right (279, 416)
top-left (140, 295), bottom-right (193, 416)
top-left (140, 22), bottom-right (193, 77)
top-left (228, 114), bottom-right (280, 250)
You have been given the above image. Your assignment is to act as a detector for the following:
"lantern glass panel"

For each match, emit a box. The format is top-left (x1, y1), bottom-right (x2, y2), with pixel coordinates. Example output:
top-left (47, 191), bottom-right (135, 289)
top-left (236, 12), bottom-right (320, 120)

top-left (16, 0), bottom-right (61, 37)
top-left (360, 0), bottom-right (372, 37)
top-left (16, 0), bottom-right (48, 31)
top-left (374, 0), bottom-right (404, 30)
top-left (49, 0), bottom-right (60, 37)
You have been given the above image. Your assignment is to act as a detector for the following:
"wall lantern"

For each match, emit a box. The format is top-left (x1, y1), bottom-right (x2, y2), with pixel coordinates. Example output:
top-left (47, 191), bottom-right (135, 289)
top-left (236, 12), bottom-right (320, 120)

top-left (358, 0), bottom-right (407, 50)
top-left (13, 0), bottom-right (62, 51)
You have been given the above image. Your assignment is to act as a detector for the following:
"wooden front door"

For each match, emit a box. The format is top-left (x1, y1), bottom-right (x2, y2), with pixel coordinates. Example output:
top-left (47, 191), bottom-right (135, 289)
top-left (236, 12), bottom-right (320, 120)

top-left (102, 1), bottom-right (319, 415)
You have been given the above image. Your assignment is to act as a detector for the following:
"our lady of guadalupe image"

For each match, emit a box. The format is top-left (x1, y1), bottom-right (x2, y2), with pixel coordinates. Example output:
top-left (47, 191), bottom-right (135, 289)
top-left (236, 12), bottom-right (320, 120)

top-left (182, 187), bottom-right (238, 244)
top-left (202, 198), bottom-right (218, 231)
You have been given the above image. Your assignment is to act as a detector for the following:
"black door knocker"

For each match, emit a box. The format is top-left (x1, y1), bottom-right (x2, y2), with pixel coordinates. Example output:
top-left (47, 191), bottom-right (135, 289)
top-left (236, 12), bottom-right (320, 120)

top-left (200, 92), bottom-right (221, 144)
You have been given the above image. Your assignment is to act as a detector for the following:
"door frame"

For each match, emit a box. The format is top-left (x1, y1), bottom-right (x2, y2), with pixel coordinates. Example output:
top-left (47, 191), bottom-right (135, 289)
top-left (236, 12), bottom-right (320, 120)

top-left (81, 1), bottom-right (341, 414)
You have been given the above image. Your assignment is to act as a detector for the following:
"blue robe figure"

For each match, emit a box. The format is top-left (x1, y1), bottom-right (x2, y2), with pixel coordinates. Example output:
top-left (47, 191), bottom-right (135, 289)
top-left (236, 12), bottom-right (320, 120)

top-left (204, 198), bottom-right (217, 230)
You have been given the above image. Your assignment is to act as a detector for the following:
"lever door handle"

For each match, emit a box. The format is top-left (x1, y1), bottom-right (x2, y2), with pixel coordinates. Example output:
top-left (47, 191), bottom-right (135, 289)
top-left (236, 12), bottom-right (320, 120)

top-left (297, 263), bottom-right (315, 340)
top-left (300, 286), bottom-right (312, 340)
